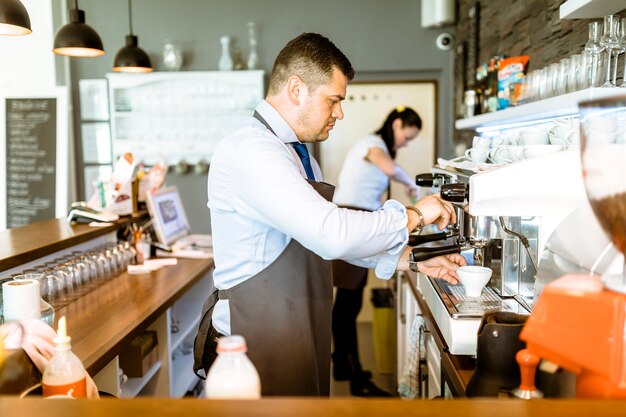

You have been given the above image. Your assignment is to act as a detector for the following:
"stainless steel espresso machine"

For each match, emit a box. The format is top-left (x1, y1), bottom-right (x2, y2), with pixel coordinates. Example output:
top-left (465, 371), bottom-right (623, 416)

top-left (407, 149), bottom-right (588, 354)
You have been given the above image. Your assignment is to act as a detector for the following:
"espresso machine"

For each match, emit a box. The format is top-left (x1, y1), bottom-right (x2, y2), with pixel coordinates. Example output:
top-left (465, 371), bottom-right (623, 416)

top-left (408, 148), bottom-right (588, 354)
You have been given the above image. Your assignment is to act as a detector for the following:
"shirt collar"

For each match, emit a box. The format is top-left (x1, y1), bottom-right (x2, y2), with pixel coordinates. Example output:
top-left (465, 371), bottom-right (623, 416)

top-left (255, 100), bottom-right (299, 144)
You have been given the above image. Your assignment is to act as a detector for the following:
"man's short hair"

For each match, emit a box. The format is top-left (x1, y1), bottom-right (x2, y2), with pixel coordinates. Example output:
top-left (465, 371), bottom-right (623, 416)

top-left (267, 33), bottom-right (354, 95)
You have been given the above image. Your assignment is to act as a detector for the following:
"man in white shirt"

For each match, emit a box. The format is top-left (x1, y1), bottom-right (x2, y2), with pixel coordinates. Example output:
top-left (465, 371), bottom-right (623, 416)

top-left (194, 32), bottom-right (465, 396)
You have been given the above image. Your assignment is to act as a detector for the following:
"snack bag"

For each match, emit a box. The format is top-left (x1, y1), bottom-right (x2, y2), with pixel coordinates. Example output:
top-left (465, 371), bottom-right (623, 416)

top-left (497, 56), bottom-right (529, 109)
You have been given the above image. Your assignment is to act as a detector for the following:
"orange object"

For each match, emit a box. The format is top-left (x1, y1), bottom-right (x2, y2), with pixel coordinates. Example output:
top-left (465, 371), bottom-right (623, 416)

top-left (516, 349), bottom-right (541, 392)
top-left (520, 274), bottom-right (626, 399)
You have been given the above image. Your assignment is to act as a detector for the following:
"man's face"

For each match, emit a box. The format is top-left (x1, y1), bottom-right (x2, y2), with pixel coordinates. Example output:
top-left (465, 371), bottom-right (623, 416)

top-left (295, 68), bottom-right (347, 143)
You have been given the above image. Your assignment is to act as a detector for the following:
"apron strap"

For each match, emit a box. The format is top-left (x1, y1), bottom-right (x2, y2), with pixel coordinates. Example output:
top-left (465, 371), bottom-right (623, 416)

top-left (192, 289), bottom-right (219, 379)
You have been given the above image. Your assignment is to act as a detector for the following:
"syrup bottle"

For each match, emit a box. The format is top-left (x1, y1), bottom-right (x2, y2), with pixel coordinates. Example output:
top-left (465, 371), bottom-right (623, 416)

top-left (42, 316), bottom-right (87, 398)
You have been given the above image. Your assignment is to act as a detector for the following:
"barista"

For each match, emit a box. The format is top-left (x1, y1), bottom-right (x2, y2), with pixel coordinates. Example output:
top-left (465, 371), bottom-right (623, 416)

top-left (193, 32), bottom-right (465, 397)
top-left (331, 106), bottom-right (424, 396)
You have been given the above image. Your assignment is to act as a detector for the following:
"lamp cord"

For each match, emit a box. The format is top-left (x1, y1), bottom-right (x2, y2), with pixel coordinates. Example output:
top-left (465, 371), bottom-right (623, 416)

top-left (128, 0), bottom-right (133, 35)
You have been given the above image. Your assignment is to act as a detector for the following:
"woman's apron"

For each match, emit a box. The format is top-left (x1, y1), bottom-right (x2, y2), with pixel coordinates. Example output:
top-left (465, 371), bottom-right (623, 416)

top-left (194, 112), bottom-right (335, 396)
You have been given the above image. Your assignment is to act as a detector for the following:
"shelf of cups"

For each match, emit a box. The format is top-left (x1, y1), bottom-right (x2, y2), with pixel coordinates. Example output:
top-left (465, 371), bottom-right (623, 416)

top-left (455, 87), bottom-right (625, 131)
top-left (559, 0), bottom-right (626, 19)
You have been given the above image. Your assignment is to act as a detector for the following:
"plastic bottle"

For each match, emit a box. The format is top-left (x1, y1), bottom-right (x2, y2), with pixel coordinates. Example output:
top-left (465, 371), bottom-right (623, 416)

top-left (42, 316), bottom-right (87, 398)
top-left (205, 335), bottom-right (261, 399)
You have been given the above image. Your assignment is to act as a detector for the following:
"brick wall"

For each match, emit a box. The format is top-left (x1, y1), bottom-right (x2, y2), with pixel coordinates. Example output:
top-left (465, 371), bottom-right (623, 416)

top-left (454, 0), bottom-right (626, 144)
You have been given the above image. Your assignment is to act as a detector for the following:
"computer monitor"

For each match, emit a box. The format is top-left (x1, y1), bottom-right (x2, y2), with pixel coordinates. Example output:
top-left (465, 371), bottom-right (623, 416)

top-left (145, 186), bottom-right (190, 245)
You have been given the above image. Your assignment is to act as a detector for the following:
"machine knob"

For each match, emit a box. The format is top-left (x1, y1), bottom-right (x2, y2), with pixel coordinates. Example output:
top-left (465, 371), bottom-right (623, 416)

top-left (441, 183), bottom-right (469, 203)
top-left (511, 349), bottom-right (544, 399)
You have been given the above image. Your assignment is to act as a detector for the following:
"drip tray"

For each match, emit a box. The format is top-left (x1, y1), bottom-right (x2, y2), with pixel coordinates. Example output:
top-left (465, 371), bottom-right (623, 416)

top-left (431, 277), bottom-right (531, 319)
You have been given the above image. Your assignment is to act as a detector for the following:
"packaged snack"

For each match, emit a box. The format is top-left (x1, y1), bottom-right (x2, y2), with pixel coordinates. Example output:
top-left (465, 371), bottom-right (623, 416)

top-left (497, 56), bottom-right (529, 109)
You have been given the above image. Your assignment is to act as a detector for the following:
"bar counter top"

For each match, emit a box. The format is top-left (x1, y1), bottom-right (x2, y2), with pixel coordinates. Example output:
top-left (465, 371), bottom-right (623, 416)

top-left (55, 256), bottom-right (214, 375)
top-left (3, 397), bottom-right (626, 417)
top-left (0, 215), bottom-right (146, 272)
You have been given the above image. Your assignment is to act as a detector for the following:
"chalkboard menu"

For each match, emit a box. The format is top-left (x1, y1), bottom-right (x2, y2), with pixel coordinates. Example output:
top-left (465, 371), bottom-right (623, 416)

top-left (5, 98), bottom-right (57, 228)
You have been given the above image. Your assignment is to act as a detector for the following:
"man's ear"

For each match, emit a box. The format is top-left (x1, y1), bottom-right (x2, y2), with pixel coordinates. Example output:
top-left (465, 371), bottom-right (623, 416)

top-left (286, 75), bottom-right (306, 105)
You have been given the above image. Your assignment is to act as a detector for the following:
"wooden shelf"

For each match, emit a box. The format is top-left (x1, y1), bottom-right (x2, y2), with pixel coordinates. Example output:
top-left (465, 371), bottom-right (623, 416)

top-left (455, 87), bottom-right (626, 131)
top-left (560, 0), bottom-right (626, 19)
top-left (119, 361), bottom-right (162, 398)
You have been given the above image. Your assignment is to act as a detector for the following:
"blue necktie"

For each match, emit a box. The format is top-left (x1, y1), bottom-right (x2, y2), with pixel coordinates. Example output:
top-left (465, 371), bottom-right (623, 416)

top-left (291, 142), bottom-right (315, 180)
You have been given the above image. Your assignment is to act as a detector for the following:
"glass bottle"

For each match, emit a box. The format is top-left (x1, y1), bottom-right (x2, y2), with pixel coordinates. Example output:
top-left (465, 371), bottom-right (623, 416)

top-left (585, 21), bottom-right (605, 88)
top-left (218, 36), bottom-right (234, 71)
top-left (205, 335), bottom-right (261, 399)
top-left (42, 316), bottom-right (87, 398)
top-left (247, 22), bottom-right (259, 70)
top-left (600, 15), bottom-right (619, 87)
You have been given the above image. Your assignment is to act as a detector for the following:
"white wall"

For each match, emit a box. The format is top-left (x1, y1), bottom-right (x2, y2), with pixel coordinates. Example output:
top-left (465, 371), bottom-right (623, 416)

top-left (0, 0), bottom-right (56, 88)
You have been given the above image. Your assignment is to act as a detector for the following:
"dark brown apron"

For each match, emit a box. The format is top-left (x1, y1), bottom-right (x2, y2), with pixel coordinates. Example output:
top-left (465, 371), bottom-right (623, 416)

top-left (193, 111), bottom-right (335, 396)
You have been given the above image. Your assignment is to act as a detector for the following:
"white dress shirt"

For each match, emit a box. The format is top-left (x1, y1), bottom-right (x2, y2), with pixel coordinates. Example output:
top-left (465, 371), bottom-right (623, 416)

top-left (208, 100), bottom-right (410, 335)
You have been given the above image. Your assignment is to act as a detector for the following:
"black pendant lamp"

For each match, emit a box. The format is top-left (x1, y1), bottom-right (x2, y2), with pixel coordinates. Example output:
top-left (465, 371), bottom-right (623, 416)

top-left (53, 0), bottom-right (104, 57)
top-left (113, 0), bottom-right (152, 73)
top-left (0, 0), bottom-right (31, 35)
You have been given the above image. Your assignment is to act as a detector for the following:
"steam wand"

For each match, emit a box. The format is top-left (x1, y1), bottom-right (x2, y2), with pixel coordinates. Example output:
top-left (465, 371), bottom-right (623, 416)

top-left (499, 216), bottom-right (538, 272)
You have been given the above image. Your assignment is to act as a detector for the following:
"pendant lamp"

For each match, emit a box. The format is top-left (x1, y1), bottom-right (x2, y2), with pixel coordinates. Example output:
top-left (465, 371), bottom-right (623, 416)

top-left (53, 0), bottom-right (104, 57)
top-left (113, 0), bottom-right (152, 73)
top-left (0, 0), bottom-right (31, 35)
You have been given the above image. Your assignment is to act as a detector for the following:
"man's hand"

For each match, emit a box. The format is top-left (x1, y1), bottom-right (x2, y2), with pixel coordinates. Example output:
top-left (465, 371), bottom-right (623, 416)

top-left (412, 193), bottom-right (456, 230)
top-left (416, 254), bottom-right (466, 285)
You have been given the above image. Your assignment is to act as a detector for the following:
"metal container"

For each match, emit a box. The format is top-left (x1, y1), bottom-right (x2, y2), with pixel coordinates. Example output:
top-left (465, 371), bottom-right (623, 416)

top-left (461, 213), bottom-right (507, 247)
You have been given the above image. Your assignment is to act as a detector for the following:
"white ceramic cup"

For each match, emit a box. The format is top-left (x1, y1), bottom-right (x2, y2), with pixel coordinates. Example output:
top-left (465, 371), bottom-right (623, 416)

top-left (519, 128), bottom-right (549, 145)
top-left (465, 147), bottom-right (490, 163)
top-left (520, 144), bottom-right (564, 159)
top-left (489, 145), bottom-right (523, 164)
top-left (456, 265), bottom-right (493, 297)
top-left (472, 136), bottom-right (490, 149)
top-left (548, 125), bottom-right (579, 146)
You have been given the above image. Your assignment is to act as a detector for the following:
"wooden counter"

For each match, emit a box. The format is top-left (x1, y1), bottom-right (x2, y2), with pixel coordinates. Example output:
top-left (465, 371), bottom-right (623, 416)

top-left (3, 397), bottom-right (626, 417)
top-left (0, 215), bottom-right (146, 272)
top-left (54, 257), bottom-right (214, 375)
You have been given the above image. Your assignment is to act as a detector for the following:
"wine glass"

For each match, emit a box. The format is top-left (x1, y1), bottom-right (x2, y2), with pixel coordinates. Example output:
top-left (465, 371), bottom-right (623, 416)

top-left (600, 15), bottom-right (619, 87)
top-left (619, 18), bottom-right (626, 88)
top-left (611, 19), bottom-right (625, 86)
top-left (585, 22), bottom-right (605, 88)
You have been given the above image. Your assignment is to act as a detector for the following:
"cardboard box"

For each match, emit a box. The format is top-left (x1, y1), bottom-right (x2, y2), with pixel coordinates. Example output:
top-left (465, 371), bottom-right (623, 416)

top-left (119, 331), bottom-right (158, 378)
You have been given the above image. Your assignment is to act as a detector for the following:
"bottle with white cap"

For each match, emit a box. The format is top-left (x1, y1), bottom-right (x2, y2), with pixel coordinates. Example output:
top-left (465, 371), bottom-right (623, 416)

top-left (42, 316), bottom-right (87, 398)
top-left (205, 335), bottom-right (261, 399)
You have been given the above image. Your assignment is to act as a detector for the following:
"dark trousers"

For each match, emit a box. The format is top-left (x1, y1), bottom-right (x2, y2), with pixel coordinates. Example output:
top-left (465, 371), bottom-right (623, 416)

top-left (332, 285), bottom-right (365, 372)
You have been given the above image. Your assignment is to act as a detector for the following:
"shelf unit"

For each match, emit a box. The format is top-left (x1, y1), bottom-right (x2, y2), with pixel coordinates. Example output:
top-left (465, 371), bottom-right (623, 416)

top-left (120, 361), bottom-right (163, 398)
top-left (455, 87), bottom-right (625, 131)
top-left (93, 269), bottom-right (212, 398)
top-left (559, 0), bottom-right (625, 19)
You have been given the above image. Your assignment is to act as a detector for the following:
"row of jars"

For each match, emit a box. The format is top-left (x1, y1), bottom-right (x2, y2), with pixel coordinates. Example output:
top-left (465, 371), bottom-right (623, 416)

top-left (1, 241), bottom-right (136, 316)
top-left (522, 15), bottom-right (626, 103)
